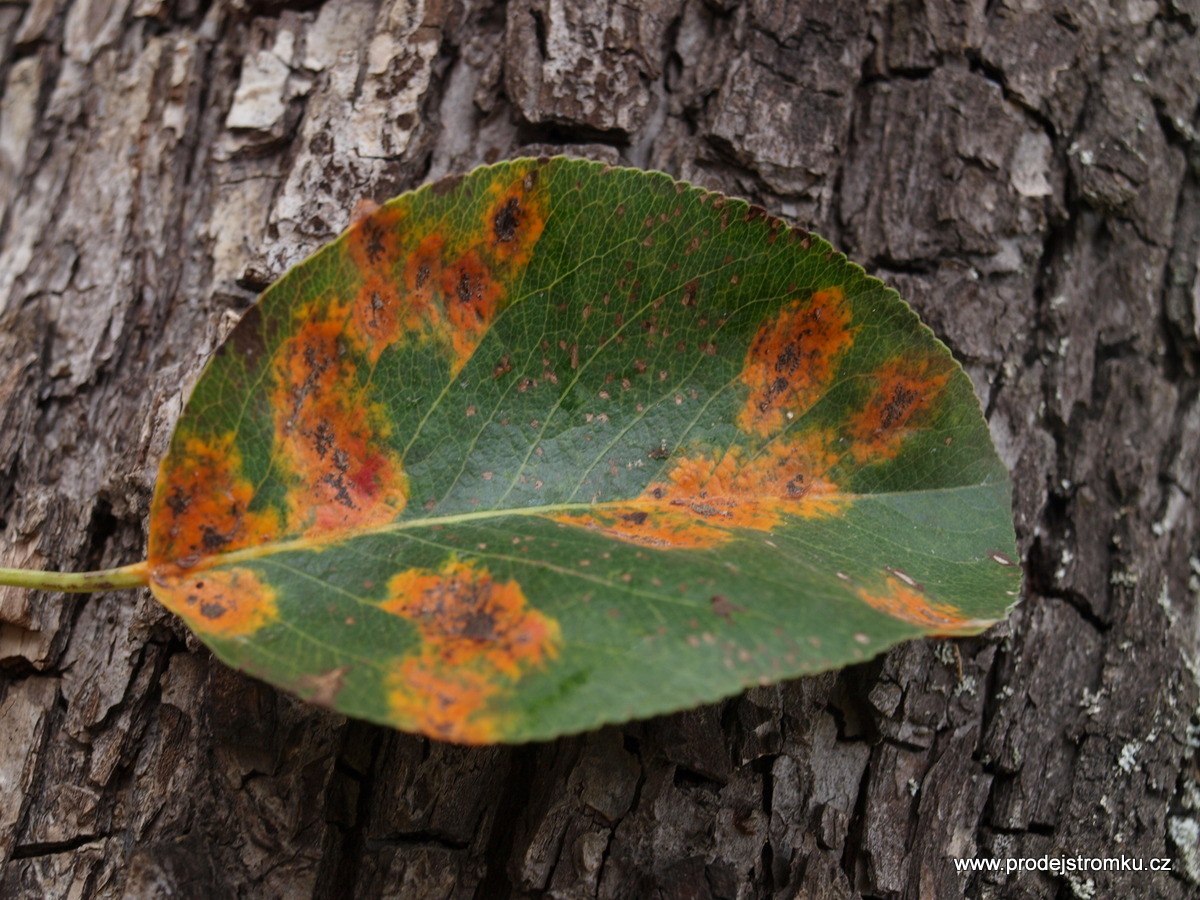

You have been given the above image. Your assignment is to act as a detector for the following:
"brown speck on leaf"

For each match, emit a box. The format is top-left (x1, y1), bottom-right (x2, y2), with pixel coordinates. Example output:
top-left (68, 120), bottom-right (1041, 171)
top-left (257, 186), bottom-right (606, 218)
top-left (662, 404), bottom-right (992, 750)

top-left (710, 594), bottom-right (745, 626)
top-left (465, 405), bottom-right (476, 417)
top-left (492, 356), bottom-right (513, 379)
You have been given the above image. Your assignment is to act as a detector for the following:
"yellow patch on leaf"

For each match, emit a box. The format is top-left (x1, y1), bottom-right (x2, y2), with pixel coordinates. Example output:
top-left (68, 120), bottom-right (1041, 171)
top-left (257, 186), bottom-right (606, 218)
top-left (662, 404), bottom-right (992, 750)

top-left (382, 559), bottom-right (560, 743)
top-left (555, 433), bottom-right (845, 549)
top-left (149, 433), bottom-right (282, 569)
top-left (848, 357), bottom-right (953, 463)
top-left (855, 574), bottom-right (975, 632)
top-left (152, 565), bottom-right (279, 637)
top-left (738, 288), bottom-right (855, 437)
top-left (272, 315), bottom-right (408, 536)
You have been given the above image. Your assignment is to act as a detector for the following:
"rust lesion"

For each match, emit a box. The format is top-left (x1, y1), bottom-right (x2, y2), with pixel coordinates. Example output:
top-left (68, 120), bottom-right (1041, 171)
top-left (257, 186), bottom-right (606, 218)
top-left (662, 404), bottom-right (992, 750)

top-left (855, 573), bottom-right (976, 633)
top-left (737, 288), bottom-right (856, 437)
top-left (151, 565), bottom-right (280, 638)
top-left (848, 357), bottom-right (953, 463)
top-left (553, 433), bottom-right (845, 550)
top-left (148, 433), bottom-right (282, 571)
top-left (271, 316), bottom-right (408, 536)
top-left (381, 559), bottom-right (560, 743)
top-left (347, 204), bottom-right (405, 274)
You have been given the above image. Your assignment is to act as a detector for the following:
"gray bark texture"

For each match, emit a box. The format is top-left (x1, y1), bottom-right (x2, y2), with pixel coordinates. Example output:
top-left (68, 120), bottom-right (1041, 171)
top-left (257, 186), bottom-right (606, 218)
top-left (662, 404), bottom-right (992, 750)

top-left (1, 0), bottom-right (1198, 897)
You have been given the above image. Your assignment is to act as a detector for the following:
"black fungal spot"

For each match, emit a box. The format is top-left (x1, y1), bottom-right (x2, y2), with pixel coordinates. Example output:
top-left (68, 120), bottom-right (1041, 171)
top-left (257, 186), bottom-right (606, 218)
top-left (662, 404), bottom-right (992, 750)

top-left (776, 343), bottom-right (802, 375)
top-left (881, 384), bottom-right (919, 429)
top-left (621, 511), bottom-right (649, 526)
top-left (362, 221), bottom-right (386, 265)
top-left (456, 270), bottom-right (473, 304)
top-left (416, 264), bottom-right (430, 288)
top-left (493, 197), bottom-right (521, 243)
top-left (200, 602), bottom-right (226, 620)
top-left (201, 525), bottom-right (232, 552)
top-left (167, 487), bottom-right (191, 516)
top-left (313, 420), bottom-right (335, 458)
top-left (322, 449), bottom-right (358, 509)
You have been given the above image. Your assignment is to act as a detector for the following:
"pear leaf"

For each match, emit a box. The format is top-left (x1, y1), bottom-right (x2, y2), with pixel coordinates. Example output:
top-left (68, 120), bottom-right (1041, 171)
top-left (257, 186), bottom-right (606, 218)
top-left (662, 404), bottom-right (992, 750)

top-left (146, 158), bottom-right (1020, 743)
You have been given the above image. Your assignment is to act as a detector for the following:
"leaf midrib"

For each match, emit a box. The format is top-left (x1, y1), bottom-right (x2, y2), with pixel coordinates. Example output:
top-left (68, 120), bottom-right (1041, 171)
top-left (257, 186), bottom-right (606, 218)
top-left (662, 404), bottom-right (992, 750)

top-left (152, 478), bottom-right (1007, 575)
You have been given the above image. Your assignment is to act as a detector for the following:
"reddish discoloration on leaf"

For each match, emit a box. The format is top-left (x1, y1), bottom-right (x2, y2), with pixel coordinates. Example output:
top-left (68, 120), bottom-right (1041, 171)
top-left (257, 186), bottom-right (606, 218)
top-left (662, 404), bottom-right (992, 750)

top-left (154, 566), bottom-right (279, 637)
top-left (381, 559), bottom-right (560, 743)
top-left (148, 434), bottom-right (281, 569)
top-left (848, 357), bottom-right (953, 463)
top-left (554, 434), bottom-right (844, 549)
top-left (272, 316), bottom-right (408, 535)
top-left (856, 574), bottom-right (973, 631)
top-left (738, 288), bottom-right (855, 437)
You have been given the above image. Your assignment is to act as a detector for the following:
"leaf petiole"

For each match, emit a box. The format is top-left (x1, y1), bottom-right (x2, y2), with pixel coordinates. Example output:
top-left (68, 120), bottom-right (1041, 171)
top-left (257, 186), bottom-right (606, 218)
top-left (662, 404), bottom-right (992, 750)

top-left (0, 561), bottom-right (150, 593)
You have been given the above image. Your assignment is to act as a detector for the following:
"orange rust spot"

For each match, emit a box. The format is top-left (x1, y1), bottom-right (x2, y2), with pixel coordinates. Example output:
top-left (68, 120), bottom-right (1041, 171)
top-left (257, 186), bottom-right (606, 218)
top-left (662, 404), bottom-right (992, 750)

top-left (148, 433), bottom-right (281, 569)
top-left (856, 575), bottom-right (972, 631)
top-left (848, 357), bottom-right (953, 463)
top-left (404, 233), bottom-right (444, 311)
top-left (554, 433), bottom-right (845, 549)
top-left (484, 176), bottom-right (547, 272)
top-left (382, 559), bottom-right (560, 743)
top-left (738, 288), bottom-right (855, 437)
top-left (272, 316), bottom-right (407, 536)
top-left (349, 274), bottom-right (407, 364)
top-left (347, 204), bottom-right (405, 275)
top-left (440, 249), bottom-right (504, 371)
top-left (152, 565), bottom-right (279, 637)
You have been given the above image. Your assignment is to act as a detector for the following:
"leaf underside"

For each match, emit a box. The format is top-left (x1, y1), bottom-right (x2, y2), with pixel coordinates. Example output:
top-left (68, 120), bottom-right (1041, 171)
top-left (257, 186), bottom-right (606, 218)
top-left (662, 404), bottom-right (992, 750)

top-left (147, 158), bottom-right (1020, 744)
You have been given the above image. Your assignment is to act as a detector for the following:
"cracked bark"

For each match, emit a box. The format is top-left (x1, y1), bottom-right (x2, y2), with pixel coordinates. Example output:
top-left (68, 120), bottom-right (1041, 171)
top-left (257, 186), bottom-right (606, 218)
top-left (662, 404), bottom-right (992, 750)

top-left (1, 1), bottom-right (1198, 897)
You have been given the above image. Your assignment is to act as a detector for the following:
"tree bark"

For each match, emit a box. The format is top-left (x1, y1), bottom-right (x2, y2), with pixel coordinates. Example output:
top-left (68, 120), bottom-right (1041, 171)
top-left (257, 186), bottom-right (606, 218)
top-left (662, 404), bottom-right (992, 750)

top-left (1, 1), bottom-right (1198, 897)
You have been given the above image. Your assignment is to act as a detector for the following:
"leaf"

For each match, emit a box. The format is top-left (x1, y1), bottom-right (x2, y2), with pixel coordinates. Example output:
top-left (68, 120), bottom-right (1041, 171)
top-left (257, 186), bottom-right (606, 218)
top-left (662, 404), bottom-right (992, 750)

top-left (146, 158), bottom-right (1020, 744)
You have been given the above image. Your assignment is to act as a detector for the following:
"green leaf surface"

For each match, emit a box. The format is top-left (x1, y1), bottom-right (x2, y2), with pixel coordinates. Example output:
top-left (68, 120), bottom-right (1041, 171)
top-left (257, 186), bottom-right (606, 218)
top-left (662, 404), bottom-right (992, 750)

top-left (146, 158), bottom-right (1020, 743)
